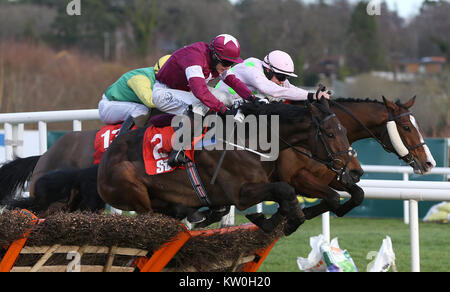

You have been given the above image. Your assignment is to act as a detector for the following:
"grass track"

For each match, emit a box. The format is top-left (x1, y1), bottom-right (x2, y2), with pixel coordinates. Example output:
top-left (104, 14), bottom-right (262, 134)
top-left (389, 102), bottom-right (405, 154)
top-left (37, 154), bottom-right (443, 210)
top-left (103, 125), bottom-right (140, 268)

top-left (231, 215), bottom-right (450, 272)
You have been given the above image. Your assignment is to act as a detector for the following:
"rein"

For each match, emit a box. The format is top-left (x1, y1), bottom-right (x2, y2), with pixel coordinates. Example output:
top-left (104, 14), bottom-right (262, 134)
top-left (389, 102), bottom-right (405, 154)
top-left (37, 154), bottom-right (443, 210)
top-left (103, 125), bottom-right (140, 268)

top-left (279, 111), bottom-right (356, 180)
top-left (329, 100), bottom-right (390, 150)
top-left (329, 100), bottom-right (425, 165)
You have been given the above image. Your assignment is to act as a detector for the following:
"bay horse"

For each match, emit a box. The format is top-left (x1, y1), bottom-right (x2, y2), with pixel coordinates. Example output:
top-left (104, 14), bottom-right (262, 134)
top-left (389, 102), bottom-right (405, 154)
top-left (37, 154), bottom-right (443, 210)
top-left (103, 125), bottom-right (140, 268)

top-left (0, 96), bottom-right (432, 223)
top-left (277, 96), bottom-right (436, 220)
top-left (96, 99), bottom-right (362, 235)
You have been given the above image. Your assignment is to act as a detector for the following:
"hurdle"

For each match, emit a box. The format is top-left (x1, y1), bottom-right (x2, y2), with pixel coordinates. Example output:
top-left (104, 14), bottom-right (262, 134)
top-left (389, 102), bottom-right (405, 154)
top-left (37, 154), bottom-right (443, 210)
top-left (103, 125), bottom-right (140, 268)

top-left (0, 210), bottom-right (279, 272)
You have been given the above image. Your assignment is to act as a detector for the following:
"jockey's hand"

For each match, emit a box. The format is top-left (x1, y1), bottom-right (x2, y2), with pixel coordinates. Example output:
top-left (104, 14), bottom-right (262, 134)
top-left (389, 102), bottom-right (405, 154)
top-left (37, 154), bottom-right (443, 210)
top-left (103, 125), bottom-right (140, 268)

top-left (317, 90), bottom-right (331, 100)
top-left (247, 94), bottom-right (257, 103)
top-left (223, 107), bottom-right (238, 116)
top-left (308, 85), bottom-right (332, 102)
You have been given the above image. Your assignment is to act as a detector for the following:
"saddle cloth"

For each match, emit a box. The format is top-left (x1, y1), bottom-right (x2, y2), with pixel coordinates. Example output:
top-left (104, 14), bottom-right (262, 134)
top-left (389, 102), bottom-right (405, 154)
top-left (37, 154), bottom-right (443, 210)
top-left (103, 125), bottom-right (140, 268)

top-left (93, 124), bottom-right (137, 165)
top-left (142, 126), bottom-right (195, 176)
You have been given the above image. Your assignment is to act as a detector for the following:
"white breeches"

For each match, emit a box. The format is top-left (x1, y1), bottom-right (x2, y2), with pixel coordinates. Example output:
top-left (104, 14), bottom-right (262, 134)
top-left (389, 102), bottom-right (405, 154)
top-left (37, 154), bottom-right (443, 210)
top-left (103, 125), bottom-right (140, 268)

top-left (98, 95), bottom-right (150, 124)
top-left (152, 81), bottom-right (235, 116)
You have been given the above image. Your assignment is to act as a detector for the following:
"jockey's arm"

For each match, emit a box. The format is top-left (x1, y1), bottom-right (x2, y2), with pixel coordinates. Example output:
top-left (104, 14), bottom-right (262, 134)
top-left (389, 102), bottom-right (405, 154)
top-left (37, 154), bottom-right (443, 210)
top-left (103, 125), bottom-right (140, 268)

top-left (127, 75), bottom-right (156, 108)
top-left (221, 70), bottom-right (254, 100)
top-left (249, 71), bottom-right (309, 101)
top-left (186, 66), bottom-right (227, 113)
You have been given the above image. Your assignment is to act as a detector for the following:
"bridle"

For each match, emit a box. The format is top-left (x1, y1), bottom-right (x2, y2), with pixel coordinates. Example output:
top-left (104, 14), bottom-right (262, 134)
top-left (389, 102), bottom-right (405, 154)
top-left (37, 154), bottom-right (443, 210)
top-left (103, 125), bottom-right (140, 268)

top-left (329, 100), bottom-right (426, 167)
top-left (387, 111), bottom-right (426, 166)
top-left (279, 110), bottom-right (356, 181)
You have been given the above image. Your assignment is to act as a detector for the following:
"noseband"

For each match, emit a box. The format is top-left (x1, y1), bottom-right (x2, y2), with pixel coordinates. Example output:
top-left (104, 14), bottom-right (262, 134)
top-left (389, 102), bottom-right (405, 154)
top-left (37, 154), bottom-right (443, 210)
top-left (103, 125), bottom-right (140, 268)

top-left (387, 111), bottom-right (426, 166)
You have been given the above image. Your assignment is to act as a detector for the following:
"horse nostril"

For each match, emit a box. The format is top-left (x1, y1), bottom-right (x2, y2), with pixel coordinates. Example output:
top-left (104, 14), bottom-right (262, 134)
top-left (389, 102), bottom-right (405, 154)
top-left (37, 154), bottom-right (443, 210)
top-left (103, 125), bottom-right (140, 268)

top-left (349, 169), bottom-right (363, 182)
top-left (426, 162), bottom-right (434, 169)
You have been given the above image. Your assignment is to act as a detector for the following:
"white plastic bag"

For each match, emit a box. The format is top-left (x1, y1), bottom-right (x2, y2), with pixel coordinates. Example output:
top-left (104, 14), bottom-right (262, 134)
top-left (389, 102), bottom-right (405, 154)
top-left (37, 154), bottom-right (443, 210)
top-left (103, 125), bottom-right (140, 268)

top-left (297, 234), bottom-right (328, 272)
top-left (367, 236), bottom-right (397, 272)
top-left (297, 235), bottom-right (358, 272)
top-left (424, 202), bottom-right (450, 223)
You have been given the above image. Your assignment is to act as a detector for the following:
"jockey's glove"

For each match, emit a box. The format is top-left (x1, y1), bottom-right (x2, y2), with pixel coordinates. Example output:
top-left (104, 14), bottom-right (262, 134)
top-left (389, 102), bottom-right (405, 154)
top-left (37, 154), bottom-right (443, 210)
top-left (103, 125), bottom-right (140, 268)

top-left (223, 107), bottom-right (239, 116)
top-left (247, 94), bottom-right (258, 103)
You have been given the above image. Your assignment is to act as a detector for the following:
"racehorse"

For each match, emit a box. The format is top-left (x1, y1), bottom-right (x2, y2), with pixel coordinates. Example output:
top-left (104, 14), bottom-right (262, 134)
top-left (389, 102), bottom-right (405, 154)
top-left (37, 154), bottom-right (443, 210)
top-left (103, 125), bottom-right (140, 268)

top-left (0, 96), bottom-right (432, 223)
top-left (95, 99), bottom-right (362, 235)
top-left (277, 96), bottom-right (436, 220)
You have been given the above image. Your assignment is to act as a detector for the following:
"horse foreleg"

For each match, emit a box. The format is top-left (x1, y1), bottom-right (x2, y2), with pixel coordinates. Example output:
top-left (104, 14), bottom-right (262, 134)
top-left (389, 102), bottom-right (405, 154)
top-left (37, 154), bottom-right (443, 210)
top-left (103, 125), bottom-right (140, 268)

top-left (328, 180), bottom-right (365, 217)
top-left (290, 170), bottom-right (341, 220)
top-left (238, 182), bottom-right (305, 236)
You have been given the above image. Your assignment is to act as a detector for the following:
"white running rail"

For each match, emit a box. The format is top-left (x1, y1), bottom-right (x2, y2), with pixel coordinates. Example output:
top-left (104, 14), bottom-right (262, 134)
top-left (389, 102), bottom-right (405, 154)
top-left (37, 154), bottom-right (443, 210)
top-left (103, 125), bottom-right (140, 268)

top-left (1, 110), bottom-right (449, 272)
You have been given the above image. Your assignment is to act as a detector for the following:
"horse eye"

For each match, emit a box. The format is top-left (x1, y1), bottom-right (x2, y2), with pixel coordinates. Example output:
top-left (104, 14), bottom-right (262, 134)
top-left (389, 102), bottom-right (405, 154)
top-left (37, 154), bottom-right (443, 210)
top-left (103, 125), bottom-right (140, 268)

top-left (403, 126), bottom-right (411, 132)
top-left (327, 133), bottom-right (335, 138)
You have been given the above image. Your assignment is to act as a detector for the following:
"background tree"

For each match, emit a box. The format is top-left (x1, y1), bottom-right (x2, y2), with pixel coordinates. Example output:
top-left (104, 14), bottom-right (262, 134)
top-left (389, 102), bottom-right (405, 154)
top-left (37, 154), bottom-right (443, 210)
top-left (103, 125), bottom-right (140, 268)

top-left (345, 1), bottom-right (386, 73)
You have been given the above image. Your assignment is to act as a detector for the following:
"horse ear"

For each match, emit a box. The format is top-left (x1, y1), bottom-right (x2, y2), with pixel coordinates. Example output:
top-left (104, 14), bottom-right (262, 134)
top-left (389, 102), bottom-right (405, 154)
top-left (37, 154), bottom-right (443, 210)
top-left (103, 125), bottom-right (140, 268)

top-left (403, 95), bottom-right (417, 109)
top-left (382, 96), bottom-right (397, 111)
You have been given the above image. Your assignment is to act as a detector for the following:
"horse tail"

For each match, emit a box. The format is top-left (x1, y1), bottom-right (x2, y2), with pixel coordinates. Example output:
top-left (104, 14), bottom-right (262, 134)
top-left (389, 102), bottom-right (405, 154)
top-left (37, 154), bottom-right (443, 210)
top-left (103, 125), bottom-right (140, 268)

top-left (3, 168), bottom-right (77, 215)
top-left (0, 156), bottom-right (40, 203)
top-left (2, 196), bottom-right (41, 213)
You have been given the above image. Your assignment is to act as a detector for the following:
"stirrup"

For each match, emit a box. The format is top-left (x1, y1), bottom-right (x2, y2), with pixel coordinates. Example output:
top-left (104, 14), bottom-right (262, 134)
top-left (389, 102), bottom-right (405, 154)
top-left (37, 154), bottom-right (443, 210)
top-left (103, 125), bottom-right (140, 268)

top-left (168, 149), bottom-right (189, 167)
top-left (187, 210), bottom-right (206, 224)
top-left (117, 115), bottom-right (135, 136)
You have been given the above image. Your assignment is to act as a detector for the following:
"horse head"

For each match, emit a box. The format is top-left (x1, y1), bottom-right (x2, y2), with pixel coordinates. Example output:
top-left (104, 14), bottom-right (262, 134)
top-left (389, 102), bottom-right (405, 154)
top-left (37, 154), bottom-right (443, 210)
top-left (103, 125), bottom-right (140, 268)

top-left (382, 96), bottom-right (436, 174)
top-left (306, 98), bottom-right (364, 185)
top-left (240, 98), bottom-right (363, 185)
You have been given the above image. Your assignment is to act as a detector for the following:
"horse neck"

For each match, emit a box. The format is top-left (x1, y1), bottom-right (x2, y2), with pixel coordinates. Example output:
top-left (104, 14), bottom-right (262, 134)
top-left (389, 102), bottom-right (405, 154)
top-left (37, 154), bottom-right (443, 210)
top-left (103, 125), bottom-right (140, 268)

top-left (332, 101), bottom-right (389, 144)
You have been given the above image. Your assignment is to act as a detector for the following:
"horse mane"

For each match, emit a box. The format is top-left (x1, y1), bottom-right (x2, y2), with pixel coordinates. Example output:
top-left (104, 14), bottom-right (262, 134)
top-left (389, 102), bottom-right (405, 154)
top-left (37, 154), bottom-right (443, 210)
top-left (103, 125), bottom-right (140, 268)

top-left (239, 101), bottom-right (331, 123)
top-left (333, 97), bottom-right (384, 105)
top-left (239, 102), bottom-right (308, 122)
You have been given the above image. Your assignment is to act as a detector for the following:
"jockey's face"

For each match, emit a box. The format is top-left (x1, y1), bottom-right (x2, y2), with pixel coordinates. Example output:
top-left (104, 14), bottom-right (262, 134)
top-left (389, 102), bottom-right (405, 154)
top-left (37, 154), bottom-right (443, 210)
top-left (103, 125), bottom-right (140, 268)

top-left (215, 62), bottom-right (231, 74)
top-left (270, 75), bottom-right (284, 86)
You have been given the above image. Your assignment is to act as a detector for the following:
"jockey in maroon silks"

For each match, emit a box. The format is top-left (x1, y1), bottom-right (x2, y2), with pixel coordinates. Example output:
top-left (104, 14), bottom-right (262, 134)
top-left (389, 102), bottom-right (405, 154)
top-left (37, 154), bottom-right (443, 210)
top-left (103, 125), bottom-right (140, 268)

top-left (153, 34), bottom-right (256, 166)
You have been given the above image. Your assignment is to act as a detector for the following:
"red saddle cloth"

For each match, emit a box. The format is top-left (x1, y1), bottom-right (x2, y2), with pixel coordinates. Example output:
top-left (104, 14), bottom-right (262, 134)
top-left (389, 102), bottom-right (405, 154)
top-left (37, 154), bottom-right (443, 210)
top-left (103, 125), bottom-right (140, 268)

top-left (93, 124), bottom-right (137, 165)
top-left (142, 126), bottom-right (195, 176)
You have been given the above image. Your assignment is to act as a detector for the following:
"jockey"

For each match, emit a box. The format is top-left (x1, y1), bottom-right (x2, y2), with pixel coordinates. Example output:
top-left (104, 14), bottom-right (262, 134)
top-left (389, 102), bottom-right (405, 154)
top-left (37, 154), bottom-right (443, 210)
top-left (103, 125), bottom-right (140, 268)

top-left (215, 50), bottom-right (331, 102)
top-left (98, 55), bottom-right (171, 135)
top-left (153, 34), bottom-right (256, 166)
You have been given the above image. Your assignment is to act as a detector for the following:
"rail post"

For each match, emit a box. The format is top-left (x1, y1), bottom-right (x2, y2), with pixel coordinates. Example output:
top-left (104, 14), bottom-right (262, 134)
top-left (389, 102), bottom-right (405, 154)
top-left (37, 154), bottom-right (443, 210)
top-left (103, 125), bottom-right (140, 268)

top-left (409, 199), bottom-right (420, 272)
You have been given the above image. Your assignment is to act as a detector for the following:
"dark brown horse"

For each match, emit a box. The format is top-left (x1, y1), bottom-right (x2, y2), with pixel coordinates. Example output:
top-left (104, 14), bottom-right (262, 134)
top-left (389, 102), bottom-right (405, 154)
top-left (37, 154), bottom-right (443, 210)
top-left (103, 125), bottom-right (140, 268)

top-left (277, 96), bottom-right (436, 220)
top-left (0, 96), bottom-right (431, 223)
top-left (96, 99), bottom-right (362, 235)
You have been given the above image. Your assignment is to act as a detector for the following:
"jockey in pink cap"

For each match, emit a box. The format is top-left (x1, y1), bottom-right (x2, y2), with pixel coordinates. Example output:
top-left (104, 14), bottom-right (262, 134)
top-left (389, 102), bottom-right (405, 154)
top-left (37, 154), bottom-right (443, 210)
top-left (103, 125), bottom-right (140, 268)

top-left (152, 34), bottom-right (256, 166)
top-left (215, 50), bottom-right (330, 102)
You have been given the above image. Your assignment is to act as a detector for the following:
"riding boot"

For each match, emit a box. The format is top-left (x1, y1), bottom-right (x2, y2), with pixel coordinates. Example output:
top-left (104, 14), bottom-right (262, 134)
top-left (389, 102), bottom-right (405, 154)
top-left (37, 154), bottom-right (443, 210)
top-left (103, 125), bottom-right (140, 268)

top-left (117, 115), bottom-right (135, 137)
top-left (168, 149), bottom-right (189, 167)
top-left (133, 110), bottom-right (151, 128)
top-left (167, 114), bottom-right (199, 168)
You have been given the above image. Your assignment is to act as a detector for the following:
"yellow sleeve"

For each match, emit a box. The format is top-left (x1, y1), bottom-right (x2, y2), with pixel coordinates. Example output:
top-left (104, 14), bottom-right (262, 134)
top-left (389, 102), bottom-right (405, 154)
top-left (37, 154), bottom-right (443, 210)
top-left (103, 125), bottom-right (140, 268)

top-left (127, 75), bottom-right (156, 108)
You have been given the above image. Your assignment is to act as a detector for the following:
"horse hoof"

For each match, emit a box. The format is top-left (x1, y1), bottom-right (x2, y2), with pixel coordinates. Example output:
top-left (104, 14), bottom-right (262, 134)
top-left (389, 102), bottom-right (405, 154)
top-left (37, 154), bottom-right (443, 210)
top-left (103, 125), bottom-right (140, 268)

top-left (246, 213), bottom-right (266, 225)
top-left (246, 213), bottom-right (272, 233)
top-left (246, 213), bottom-right (280, 234)
top-left (187, 211), bottom-right (206, 224)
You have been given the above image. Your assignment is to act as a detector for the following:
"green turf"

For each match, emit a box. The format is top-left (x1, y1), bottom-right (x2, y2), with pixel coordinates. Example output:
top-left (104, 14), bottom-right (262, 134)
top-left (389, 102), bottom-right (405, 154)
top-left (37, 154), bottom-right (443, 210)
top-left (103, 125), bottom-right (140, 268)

top-left (231, 216), bottom-right (450, 272)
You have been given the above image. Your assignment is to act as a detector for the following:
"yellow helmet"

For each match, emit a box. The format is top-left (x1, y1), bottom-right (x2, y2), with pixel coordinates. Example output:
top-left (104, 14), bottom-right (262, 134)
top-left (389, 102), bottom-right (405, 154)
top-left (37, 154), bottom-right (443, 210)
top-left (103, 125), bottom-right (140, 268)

top-left (154, 55), bottom-right (171, 74)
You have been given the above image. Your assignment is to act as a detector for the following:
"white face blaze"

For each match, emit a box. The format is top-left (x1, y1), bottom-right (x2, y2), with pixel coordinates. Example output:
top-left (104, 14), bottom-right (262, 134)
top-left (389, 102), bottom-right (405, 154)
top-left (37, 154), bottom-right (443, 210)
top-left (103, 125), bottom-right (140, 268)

top-left (410, 115), bottom-right (436, 168)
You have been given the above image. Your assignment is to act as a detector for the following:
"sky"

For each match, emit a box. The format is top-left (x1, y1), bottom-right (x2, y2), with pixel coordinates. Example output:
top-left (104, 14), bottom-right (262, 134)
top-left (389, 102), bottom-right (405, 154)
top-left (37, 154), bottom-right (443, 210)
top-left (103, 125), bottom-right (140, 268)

top-left (230, 0), bottom-right (425, 20)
